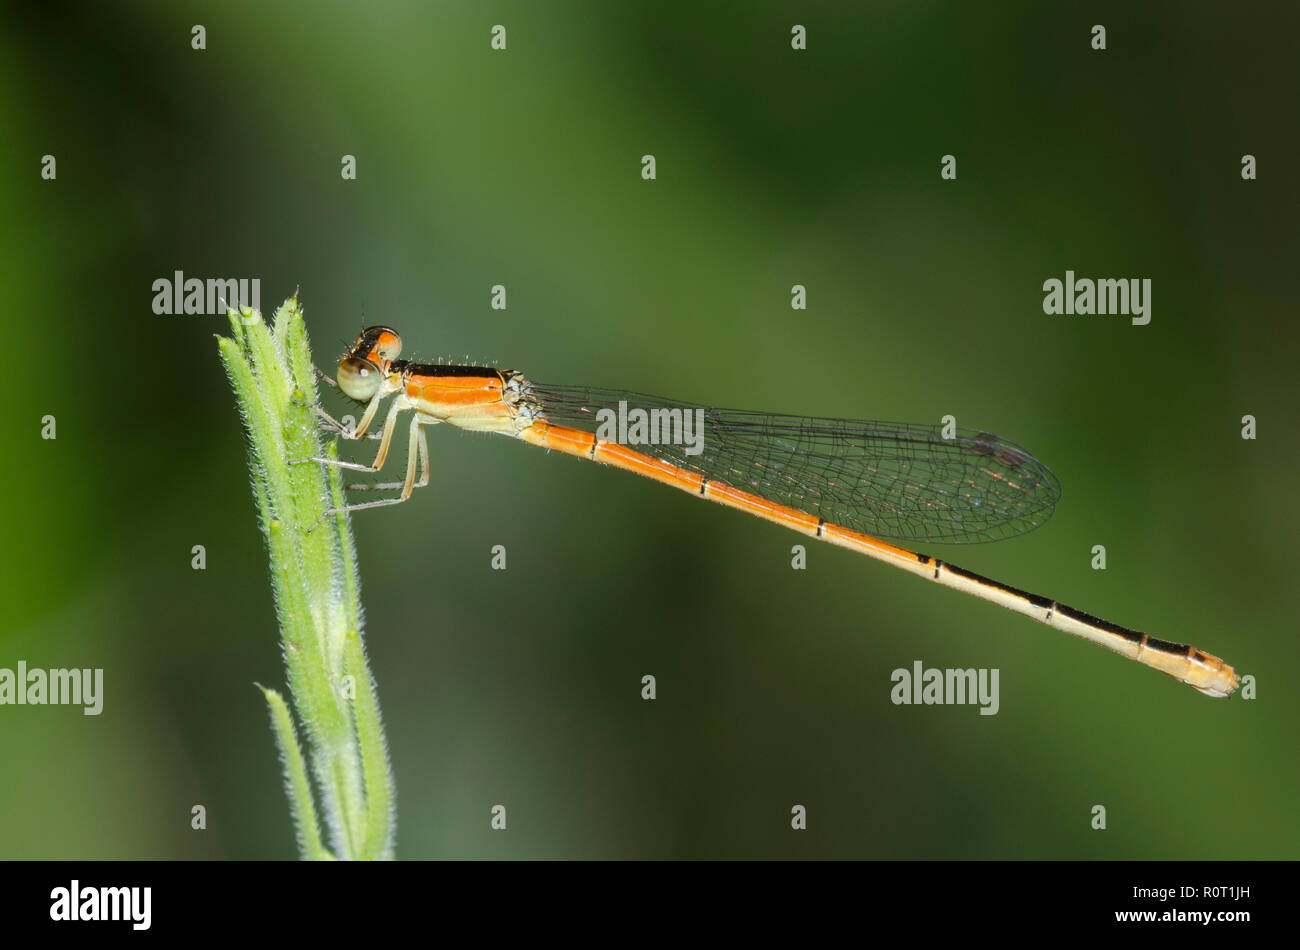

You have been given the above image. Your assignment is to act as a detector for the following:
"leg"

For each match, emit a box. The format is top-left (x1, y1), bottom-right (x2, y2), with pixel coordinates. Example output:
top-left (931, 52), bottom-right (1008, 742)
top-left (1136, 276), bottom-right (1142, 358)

top-left (348, 422), bottom-right (431, 491)
top-left (303, 402), bottom-right (351, 436)
top-left (292, 395), bottom-right (407, 474)
top-left (349, 386), bottom-right (388, 439)
top-left (293, 369), bottom-right (379, 438)
top-left (311, 413), bottom-right (425, 527)
top-left (307, 403), bottom-right (383, 441)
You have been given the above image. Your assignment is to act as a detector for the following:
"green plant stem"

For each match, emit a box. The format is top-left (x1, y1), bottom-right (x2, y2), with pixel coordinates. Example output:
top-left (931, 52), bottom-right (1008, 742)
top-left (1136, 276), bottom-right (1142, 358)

top-left (218, 296), bottom-right (395, 860)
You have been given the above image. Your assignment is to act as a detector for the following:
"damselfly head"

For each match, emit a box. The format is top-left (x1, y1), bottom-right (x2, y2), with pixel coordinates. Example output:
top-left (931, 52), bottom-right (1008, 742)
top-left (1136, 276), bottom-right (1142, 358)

top-left (337, 326), bottom-right (401, 402)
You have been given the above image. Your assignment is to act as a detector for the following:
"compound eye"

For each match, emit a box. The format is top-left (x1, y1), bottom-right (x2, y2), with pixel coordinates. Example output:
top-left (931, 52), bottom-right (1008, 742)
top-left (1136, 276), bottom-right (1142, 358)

top-left (371, 328), bottom-right (402, 362)
top-left (337, 356), bottom-right (383, 402)
top-left (356, 325), bottom-right (401, 363)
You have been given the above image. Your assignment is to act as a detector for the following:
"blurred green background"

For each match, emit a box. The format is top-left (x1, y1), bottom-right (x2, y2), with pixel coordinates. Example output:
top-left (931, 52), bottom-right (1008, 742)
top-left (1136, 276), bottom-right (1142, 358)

top-left (2, 1), bottom-right (1296, 859)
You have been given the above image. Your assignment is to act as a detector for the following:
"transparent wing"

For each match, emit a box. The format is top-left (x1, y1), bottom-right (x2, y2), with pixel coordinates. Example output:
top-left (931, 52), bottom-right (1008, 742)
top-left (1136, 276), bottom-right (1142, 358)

top-left (529, 384), bottom-right (1062, 544)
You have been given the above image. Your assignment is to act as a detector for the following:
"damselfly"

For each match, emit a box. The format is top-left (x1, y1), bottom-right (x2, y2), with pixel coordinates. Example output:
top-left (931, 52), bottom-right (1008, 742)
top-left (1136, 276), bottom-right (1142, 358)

top-left (296, 326), bottom-right (1240, 698)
